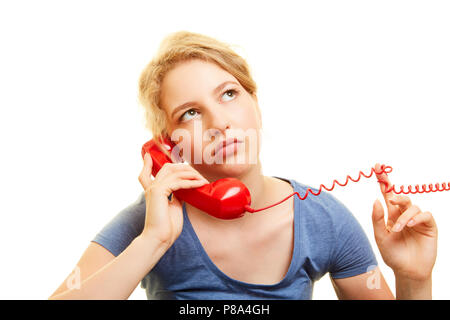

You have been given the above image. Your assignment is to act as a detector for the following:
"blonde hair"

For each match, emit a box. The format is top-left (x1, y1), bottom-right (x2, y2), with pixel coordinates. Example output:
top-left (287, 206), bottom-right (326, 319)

top-left (138, 31), bottom-right (258, 146)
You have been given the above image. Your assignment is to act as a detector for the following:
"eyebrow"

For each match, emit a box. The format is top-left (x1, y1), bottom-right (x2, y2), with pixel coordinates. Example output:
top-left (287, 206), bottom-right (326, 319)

top-left (170, 80), bottom-right (239, 120)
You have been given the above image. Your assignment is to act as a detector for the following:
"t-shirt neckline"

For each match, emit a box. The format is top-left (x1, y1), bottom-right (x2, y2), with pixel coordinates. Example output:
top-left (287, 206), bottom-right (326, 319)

top-left (182, 176), bottom-right (301, 289)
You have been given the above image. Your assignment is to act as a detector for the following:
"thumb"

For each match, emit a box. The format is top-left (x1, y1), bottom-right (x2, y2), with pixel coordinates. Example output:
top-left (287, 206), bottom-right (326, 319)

top-left (372, 199), bottom-right (388, 242)
top-left (144, 152), bottom-right (153, 169)
top-left (139, 153), bottom-right (154, 190)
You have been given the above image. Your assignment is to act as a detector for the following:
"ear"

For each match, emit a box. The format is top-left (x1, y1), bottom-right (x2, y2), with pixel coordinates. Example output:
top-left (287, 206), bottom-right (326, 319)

top-left (162, 129), bottom-right (174, 144)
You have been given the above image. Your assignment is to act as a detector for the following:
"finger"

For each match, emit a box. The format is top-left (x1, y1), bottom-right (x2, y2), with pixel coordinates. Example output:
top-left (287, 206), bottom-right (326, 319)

top-left (372, 199), bottom-right (388, 242)
top-left (168, 163), bottom-right (209, 182)
top-left (138, 153), bottom-right (153, 189)
top-left (168, 178), bottom-right (209, 193)
top-left (388, 195), bottom-right (412, 213)
top-left (143, 152), bottom-right (153, 168)
top-left (162, 162), bottom-right (203, 174)
top-left (374, 163), bottom-right (401, 222)
top-left (391, 204), bottom-right (421, 232)
top-left (163, 170), bottom-right (209, 198)
top-left (406, 211), bottom-right (436, 229)
top-left (156, 162), bottom-right (197, 181)
top-left (375, 163), bottom-right (394, 201)
top-left (170, 170), bottom-right (209, 183)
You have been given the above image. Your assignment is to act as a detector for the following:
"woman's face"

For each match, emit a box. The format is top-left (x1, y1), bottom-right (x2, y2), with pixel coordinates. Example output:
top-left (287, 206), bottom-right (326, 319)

top-left (160, 59), bottom-right (262, 179)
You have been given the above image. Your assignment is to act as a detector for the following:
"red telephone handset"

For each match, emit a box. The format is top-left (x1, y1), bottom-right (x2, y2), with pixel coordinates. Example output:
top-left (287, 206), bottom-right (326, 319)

top-left (141, 138), bottom-right (252, 220)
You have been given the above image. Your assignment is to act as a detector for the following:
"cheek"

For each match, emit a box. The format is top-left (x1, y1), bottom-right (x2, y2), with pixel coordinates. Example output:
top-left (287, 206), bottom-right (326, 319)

top-left (233, 104), bottom-right (260, 129)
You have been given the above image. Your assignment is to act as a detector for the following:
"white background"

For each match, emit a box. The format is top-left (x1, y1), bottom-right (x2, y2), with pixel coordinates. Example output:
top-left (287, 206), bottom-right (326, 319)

top-left (0, 0), bottom-right (449, 300)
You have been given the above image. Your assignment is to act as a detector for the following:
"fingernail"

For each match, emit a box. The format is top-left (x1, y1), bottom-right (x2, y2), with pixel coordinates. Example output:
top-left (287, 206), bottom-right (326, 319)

top-left (392, 222), bottom-right (402, 232)
top-left (407, 219), bottom-right (415, 227)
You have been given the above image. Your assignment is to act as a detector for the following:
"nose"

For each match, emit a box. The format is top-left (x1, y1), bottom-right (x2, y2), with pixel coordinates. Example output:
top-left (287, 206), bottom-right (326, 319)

top-left (205, 106), bottom-right (232, 139)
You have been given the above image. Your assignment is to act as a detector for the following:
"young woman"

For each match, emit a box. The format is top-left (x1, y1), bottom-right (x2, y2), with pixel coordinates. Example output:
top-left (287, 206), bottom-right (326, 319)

top-left (49, 31), bottom-right (438, 300)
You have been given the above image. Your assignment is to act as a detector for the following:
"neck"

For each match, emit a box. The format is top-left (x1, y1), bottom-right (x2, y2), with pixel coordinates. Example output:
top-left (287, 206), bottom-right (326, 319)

top-left (234, 160), bottom-right (267, 212)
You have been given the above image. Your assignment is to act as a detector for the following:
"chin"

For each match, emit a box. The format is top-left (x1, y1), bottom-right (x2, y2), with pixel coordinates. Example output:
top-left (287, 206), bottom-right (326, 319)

top-left (195, 159), bottom-right (256, 180)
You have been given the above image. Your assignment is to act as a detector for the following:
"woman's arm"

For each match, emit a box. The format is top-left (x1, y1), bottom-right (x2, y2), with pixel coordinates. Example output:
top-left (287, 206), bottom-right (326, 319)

top-left (331, 267), bottom-right (395, 300)
top-left (331, 266), bottom-right (432, 300)
top-left (50, 150), bottom-right (208, 299)
top-left (395, 275), bottom-right (432, 300)
top-left (49, 232), bottom-right (168, 300)
top-left (49, 242), bottom-right (115, 298)
top-left (331, 267), bottom-right (432, 300)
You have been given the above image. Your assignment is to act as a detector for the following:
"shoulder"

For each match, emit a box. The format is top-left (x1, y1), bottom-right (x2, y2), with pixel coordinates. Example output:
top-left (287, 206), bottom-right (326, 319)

top-left (104, 191), bottom-right (146, 234)
top-left (289, 178), bottom-right (369, 254)
top-left (290, 179), bottom-right (354, 228)
top-left (289, 178), bottom-right (377, 279)
top-left (91, 192), bottom-right (146, 256)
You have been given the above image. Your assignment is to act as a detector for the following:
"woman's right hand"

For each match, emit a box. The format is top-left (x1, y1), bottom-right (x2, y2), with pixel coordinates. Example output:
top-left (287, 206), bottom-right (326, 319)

top-left (138, 153), bottom-right (209, 248)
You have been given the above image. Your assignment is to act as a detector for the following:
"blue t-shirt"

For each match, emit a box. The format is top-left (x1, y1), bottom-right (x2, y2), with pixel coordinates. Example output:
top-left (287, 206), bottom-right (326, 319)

top-left (91, 176), bottom-right (377, 299)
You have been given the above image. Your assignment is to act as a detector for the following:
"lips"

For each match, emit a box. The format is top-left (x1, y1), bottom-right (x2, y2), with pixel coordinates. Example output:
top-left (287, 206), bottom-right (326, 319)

top-left (213, 138), bottom-right (243, 156)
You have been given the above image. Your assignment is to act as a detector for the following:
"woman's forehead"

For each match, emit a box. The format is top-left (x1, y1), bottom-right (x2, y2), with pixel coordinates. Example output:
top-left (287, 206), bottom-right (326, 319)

top-left (163, 60), bottom-right (233, 91)
top-left (160, 60), bottom-right (237, 111)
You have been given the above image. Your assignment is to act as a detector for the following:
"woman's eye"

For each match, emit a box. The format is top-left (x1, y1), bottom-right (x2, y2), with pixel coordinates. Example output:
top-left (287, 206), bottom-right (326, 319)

top-left (178, 89), bottom-right (238, 123)
top-left (179, 109), bottom-right (198, 122)
top-left (222, 89), bottom-right (238, 102)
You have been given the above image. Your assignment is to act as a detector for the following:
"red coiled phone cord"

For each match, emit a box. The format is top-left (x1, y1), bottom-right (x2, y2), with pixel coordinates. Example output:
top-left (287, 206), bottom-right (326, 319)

top-left (244, 164), bottom-right (450, 213)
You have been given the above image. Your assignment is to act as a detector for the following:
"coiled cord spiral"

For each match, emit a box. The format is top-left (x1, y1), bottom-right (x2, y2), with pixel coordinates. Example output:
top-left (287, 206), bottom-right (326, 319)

top-left (244, 164), bottom-right (450, 213)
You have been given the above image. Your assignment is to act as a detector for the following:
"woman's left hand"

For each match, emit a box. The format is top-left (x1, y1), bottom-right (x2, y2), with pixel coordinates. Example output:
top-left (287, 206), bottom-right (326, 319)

top-left (371, 163), bottom-right (438, 281)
